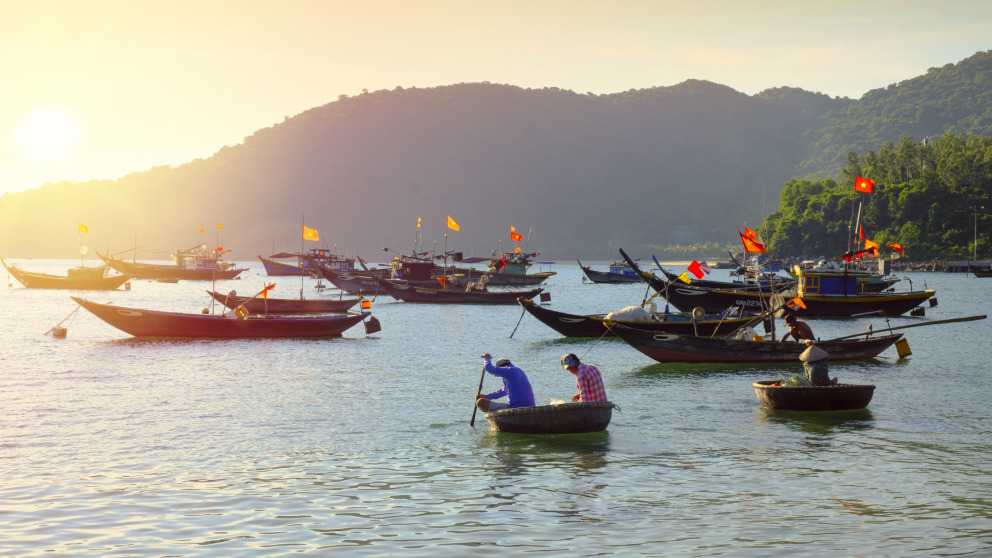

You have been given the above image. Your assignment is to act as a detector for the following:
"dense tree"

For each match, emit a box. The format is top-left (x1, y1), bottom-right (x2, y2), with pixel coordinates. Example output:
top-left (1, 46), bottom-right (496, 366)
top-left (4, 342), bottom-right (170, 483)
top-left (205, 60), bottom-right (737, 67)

top-left (762, 133), bottom-right (992, 260)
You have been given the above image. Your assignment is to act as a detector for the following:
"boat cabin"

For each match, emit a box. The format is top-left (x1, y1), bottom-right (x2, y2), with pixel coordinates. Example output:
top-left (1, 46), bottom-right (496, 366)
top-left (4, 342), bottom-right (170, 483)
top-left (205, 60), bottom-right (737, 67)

top-left (795, 261), bottom-right (872, 296)
top-left (390, 255), bottom-right (436, 281)
top-left (608, 261), bottom-right (638, 277)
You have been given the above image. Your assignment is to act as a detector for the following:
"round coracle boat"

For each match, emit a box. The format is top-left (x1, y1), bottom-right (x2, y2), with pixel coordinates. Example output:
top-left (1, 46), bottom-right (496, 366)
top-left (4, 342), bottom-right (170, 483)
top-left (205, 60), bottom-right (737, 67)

top-left (485, 401), bottom-right (616, 434)
top-left (753, 380), bottom-right (875, 411)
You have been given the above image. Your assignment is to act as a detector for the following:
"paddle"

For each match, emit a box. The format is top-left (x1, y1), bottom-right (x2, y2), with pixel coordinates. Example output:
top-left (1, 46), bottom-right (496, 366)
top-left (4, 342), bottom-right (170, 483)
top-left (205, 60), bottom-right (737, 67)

top-left (469, 355), bottom-right (489, 426)
top-left (822, 314), bottom-right (986, 342)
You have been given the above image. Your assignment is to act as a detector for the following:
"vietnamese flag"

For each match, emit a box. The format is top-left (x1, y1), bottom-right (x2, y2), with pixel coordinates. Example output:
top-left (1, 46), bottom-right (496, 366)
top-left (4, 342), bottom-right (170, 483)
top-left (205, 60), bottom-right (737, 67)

top-left (78, 223), bottom-right (89, 234)
top-left (744, 227), bottom-right (757, 239)
top-left (738, 226), bottom-right (767, 253)
top-left (864, 239), bottom-right (879, 256)
top-left (510, 227), bottom-right (522, 241)
top-left (687, 260), bottom-right (705, 279)
top-left (855, 176), bottom-right (874, 193)
top-left (446, 215), bottom-right (460, 231)
top-left (217, 222), bottom-right (223, 230)
top-left (888, 243), bottom-right (904, 253)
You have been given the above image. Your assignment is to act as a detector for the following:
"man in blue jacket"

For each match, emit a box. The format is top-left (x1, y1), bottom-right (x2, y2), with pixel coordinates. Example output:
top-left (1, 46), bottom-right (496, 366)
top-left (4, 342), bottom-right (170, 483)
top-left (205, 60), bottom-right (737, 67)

top-left (475, 353), bottom-right (536, 411)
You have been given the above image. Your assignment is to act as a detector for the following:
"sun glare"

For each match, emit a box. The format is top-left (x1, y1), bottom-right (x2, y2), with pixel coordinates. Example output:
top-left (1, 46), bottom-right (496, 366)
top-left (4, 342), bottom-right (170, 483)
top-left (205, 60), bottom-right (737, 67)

top-left (10, 105), bottom-right (87, 170)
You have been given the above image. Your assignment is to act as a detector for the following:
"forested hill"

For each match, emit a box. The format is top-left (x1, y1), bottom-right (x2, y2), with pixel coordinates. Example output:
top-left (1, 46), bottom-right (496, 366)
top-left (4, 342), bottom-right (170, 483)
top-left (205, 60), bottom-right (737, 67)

top-left (2, 50), bottom-right (991, 260)
top-left (798, 50), bottom-right (992, 177)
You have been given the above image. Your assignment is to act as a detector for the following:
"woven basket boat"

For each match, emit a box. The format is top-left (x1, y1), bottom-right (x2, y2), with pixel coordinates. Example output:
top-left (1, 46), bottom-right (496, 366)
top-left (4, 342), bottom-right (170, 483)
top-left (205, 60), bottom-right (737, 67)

top-left (753, 380), bottom-right (875, 411)
top-left (485, 402), bottom-right (616, 434)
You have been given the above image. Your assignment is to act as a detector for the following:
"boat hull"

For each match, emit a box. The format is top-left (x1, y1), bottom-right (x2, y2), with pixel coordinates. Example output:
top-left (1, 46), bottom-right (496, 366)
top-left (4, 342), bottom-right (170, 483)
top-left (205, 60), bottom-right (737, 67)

top-left (753, 380), bottom-right (875, 411)
top-left (518, 297), bottom-right (754, 337)
top-left (207, 290), bottom-right (361, 314)
top-left (373, 277), bottom-right (542, 304)
top-left (311, 265), bottom-right (390, 296)
top-left (611, 324), bottom-right (902, 363)
top-left (2, 260), bottom-right (129, 290)
top-left (258, 257), bottom-right (309, 277)
top-left (578, 261), bottom-right (642, 284)
top-left (485, 402), bottom-right (615, 434)
top-left (73, 297), bottom-right (369, 338)
top-left (98, 252), bottom-right (247, 280)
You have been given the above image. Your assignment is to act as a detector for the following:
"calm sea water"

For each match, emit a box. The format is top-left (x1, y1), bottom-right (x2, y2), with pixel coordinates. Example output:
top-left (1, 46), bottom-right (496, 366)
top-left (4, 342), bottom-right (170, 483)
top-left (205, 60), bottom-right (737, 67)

top-left (1, 259), bottom-right (990, 556)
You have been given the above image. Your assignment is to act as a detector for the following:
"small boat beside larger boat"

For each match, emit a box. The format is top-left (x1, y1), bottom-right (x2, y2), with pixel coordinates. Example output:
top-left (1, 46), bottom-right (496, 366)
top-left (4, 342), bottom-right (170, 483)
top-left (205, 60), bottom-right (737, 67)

top-left (206, 290), bottom-right (362, 314)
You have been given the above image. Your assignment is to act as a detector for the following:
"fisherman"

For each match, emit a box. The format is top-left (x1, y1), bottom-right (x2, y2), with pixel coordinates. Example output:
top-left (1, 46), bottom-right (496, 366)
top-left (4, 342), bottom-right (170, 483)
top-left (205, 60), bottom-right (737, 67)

top-left (475, 354), bottom-right (535, 411)
top-left (560, 353), bottom-right (608, 402)
top-left (780, 313), bottom-right (815, 343)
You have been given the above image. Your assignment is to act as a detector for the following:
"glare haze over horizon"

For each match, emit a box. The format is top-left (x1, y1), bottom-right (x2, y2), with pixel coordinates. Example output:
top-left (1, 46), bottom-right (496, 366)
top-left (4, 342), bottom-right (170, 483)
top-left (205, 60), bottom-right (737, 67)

top-left (2, 1), bottom-right (990, 197)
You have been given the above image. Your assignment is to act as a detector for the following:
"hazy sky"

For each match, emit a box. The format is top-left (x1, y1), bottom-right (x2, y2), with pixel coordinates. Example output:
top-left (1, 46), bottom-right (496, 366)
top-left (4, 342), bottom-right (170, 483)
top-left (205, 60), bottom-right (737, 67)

top-left (2, 0), bottom-right (990, 196)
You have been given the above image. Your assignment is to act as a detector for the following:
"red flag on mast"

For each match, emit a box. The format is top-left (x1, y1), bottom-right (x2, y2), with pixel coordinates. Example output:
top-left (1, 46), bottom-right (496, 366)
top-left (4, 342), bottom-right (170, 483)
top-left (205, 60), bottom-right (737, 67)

top-left (855, 176), bottom-right (874, 193)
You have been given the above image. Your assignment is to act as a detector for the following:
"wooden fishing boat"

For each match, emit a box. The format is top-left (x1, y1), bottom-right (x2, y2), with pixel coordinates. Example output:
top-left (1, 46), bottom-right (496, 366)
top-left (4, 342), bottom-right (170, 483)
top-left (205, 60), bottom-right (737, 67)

top-left (518, 296), bottom-right (756, 338)
top-left (485, 402), bottom-right (616, 434)
top-left (2, 258), bottom-right (130, 290)
top-left (98, 246), bottom-right (248, 281)
top-left (371, 276), bottom-right (542, 304)
top-left (619, 248), bottom-right (934, 317)
top-left (753, 380), bottom-right (875, 411)
top-left (610, 323), bottom-right (902, 363)
top-left (206, 290), bottom-right (361, 314)
top-left (968, 262), bottom-right (992, 277)
top-left (456, 251), bottom-right (556, 286)
top-left (259, 248), bottom-right (355, 277)
top-left (72, 297), bottom-right (371, 339)
top-left (577, 259), bottom-right (642, 283)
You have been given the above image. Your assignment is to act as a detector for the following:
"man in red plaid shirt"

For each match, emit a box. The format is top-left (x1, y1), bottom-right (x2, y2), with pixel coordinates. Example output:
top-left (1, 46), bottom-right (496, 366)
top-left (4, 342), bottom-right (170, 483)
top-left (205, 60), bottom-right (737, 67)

top-left (560, 354), bottom-right (608, 402)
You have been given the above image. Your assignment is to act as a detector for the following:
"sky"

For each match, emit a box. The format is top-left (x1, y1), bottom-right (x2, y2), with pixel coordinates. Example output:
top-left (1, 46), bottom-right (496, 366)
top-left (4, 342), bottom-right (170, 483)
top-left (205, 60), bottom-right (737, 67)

top-left (2, 0), bottom-right (991, 197)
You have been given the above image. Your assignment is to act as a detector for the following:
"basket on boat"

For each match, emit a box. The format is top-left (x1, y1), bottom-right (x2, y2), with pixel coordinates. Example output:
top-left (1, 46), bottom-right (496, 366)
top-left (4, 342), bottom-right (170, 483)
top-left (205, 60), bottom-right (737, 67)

top-left (753, 380), bottom-right (875, 411)
top-left (485, 401), bottom-right (616, 434)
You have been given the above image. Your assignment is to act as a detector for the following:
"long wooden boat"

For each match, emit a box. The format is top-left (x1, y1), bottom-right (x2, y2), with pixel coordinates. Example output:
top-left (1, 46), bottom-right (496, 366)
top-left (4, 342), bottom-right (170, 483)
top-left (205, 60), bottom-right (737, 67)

top-left (259, 248), bottom-right (355, 277)
top-left (98, 249), bottom-right (248, 281)
top-left (619, 248), bottom-right (934, 317)
top-left (518, 296), bottom-right (755, 337)
top-left (610, 323), bottom-right (902, 363)
top-left (455, 252), bottom-right (556, 286)
top-left (309, 259), bottom-right (393, 295)
top-left (968, 262), bottom-right (992, 277)
top-left (371, 276), bottom-right (542, 304)
top-left (578, 259), bottom-right (642, 283)
top-left (485, 402), bottom-right (616, 434)
top-left (753, 380), bottom-right (875, 411)
top-left (2, 258), bottom-right (130, 290)
top-left (72, 297), bottom-right (370, 338)
top-left (207, 290), bottom-right (361, 314)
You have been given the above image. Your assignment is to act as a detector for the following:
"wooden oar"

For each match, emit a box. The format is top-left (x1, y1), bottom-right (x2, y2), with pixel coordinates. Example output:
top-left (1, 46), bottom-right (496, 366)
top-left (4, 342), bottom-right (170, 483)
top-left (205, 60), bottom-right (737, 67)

top-left (823, 315), bottom-right (986, 342)
top-left (469, 358), bottom-right (488, 426)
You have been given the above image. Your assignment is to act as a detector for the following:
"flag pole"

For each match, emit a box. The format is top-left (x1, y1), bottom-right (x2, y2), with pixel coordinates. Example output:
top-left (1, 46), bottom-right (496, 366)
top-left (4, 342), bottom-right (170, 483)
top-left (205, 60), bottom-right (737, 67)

top-left (301, 212), bottom-right (306, 300)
